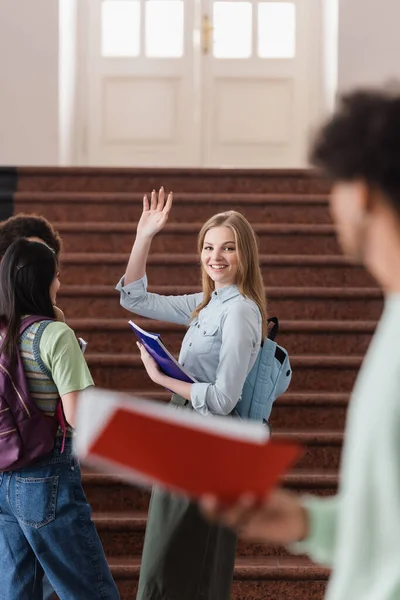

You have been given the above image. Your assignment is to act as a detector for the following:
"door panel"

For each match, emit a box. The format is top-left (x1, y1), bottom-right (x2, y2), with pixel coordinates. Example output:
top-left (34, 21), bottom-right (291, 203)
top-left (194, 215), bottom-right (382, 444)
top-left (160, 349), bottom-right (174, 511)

top-left (87, 0), bottom-right (200, 166)
top-left (84, 0), bottom-right (322, 167)
top-left (201, 0), bottom-right (322, 167)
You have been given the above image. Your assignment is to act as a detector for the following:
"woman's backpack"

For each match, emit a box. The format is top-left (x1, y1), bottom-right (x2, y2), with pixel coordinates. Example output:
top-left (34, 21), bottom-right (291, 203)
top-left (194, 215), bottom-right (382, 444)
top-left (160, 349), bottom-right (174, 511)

top-left (234, 317), bottom-right (292, 424)
top-left (0, 315), bottom-right (66, 471)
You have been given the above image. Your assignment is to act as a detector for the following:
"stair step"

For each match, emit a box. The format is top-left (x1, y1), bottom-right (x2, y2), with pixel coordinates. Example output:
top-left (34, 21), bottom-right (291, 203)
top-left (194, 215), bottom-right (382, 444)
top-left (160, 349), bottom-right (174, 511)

top-left (134, 390), bottom-right (349, 405)
top-left (59, 252), bottom-right (375, 287)
top-left (94, 510), bottom-right (327, 567)
top-left (59, 284), bottom-right (383, 320)
top-left (82, 470), bottom-right (338, 514)
top-left (16, 191), bottom-right (332, 223)
top-left (129, 390), bottom-right (350, 430)
top-left (91, 511), bottom-right (326, 560)
top-left (275, 431), bottom-right (343, 470)
top-left (107, 554), bottom-right (329, 576)
top-left (54, 221), bottom-right (340, 255)
top-left (107, 556), bottom-right (328, 600)
top-left (17, 166), bottom-right (329, 193)
top-left (70, 317), bottom-right (378, 330)
top-left (272, 393), bottom-right (348, 430)
top-left (85, 353), bottom-right (362, 392)
top-left (68, 317), bottom-right (376, 355)
top-left (52, 555), bottom-right (328, 600)
top-left (47, 556), bottom-right (325, 600)
top-left (55, 222), bottom-right (335, 233)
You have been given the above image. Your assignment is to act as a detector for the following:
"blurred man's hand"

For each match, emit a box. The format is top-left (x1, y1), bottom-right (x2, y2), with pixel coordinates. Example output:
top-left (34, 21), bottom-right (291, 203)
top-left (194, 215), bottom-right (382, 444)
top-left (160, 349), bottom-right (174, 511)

top-left (200, 488), bottom-right (308, 545)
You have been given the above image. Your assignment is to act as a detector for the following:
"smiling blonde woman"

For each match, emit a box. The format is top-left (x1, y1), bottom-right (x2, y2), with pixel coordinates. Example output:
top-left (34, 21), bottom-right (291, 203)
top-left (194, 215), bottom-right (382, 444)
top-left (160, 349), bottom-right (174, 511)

top-left (116, 189), bottom-right (267, 600)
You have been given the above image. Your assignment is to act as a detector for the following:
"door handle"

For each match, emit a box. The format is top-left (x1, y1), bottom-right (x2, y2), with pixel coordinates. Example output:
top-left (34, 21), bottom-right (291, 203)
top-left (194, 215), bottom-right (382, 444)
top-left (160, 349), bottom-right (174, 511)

top-left (202, 13), bottom-right (213, 55)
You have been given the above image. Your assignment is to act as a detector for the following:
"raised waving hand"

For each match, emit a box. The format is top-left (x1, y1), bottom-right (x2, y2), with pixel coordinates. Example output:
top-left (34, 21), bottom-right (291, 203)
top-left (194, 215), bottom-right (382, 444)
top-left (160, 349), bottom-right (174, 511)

top-left (124, 186), bottom-right (173, 285)
top-left (137, 187), bottom-right (173, 239)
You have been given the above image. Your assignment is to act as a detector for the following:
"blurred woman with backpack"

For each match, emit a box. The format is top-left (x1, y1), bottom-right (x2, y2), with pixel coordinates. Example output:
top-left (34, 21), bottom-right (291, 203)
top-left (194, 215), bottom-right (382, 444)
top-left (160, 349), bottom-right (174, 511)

top-left (116, 189), bottom-right (268, 600)
top-left (0, 238), bottom-right (119, 600)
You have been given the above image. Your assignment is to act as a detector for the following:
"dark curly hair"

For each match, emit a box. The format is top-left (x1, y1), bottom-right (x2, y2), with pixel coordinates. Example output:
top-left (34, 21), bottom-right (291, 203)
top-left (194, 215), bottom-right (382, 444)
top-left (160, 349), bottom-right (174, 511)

top-left (310, 88), bottom-right (400, 212)
top-left (0, 214), bottom-right (62, 260)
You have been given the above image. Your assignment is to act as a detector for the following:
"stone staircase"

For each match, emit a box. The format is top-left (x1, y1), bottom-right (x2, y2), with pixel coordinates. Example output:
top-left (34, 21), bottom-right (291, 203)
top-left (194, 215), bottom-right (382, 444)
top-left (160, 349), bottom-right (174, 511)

top-left (4, 167), bottom-right (383, 599)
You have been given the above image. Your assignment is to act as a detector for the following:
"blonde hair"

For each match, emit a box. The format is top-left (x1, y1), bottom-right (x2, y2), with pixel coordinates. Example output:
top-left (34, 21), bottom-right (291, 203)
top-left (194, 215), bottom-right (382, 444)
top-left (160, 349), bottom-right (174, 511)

top-left (192, 211), bottom-right (267, 337)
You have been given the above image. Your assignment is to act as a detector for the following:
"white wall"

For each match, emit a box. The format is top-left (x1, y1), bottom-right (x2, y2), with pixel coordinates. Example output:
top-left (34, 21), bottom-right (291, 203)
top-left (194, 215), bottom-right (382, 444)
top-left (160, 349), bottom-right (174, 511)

top-left (0, 0), bottom-right (59, 165)
top-left (322, 0), bottom-right (338, 113)
top-left (59, 0), bottom-right (78, 165)
top-left (338, 0), bottom-right (400, 91)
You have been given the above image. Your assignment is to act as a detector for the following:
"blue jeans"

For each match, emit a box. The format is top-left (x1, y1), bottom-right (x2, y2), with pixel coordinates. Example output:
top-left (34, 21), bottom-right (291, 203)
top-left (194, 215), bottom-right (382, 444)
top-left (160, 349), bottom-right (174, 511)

top-left (0, 437), bottom-right (120, 600)
top-left (42, 574), bottom-right (54, 600)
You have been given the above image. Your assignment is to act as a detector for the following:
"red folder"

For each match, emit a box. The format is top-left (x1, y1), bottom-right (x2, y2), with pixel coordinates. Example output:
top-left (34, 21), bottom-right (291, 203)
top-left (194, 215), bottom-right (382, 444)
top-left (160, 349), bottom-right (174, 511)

top-left (76, 388), bottom-right (302, 502)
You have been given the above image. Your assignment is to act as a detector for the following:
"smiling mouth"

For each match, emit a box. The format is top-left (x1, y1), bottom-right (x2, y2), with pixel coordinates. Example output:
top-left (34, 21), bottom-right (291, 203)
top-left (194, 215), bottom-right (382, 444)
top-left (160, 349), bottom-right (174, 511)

top-left (208, 265), bottom-right (228, 271)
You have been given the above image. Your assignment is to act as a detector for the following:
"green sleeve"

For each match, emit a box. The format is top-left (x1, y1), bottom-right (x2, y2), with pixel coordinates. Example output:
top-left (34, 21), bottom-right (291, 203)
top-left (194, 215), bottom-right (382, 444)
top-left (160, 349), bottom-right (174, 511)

top-left (289, 494), bottom-right (340, 566)
top-left (39, 322), bottom-right (94, 397)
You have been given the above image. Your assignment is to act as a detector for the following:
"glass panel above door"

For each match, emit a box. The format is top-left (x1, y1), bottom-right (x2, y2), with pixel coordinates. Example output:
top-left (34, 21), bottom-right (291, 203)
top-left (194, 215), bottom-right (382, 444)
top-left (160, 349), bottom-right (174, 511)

top-left (258, 2), bottom-right (296, 58)
top-left (101, 0), bottom-right (141, 57)
top-left (145, 1), bottom-right (184, 58)
top-left (213, 2), bottom-right (252, 59)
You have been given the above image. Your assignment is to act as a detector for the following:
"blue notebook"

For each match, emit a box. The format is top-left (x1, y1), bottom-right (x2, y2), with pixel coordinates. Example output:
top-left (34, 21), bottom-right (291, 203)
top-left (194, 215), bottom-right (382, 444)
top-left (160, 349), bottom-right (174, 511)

top-left (129, 320), bottom-right (196, 384)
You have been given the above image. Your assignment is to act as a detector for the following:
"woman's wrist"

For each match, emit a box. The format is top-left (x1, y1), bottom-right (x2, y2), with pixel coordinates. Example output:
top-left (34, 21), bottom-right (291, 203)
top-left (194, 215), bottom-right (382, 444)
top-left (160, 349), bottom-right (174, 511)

top-left (154, 371), bottom-right (168, 387)
top-left (125, 236), bottom-right (153, 285)
top-left (135, 232), bottom-right (155, 245)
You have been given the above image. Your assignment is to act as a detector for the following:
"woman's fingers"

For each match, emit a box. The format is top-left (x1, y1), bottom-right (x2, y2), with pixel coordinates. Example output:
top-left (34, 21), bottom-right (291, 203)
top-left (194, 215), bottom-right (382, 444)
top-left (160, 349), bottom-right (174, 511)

top-left (144, 186), bottom-right (172, 215)
top-left (163, 191), bottom-right (173, 214)
top-left (157, 187), bottom-right (165, 211)
top-left (150, 189), bottom-right (157, 210)
top-left (137, 342), bottom-right (149, 366)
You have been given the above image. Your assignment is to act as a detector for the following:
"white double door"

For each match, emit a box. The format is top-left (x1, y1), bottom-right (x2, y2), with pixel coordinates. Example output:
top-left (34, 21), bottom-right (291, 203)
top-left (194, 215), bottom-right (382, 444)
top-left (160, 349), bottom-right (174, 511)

top-left (85, 0), bottom-right (323, 167)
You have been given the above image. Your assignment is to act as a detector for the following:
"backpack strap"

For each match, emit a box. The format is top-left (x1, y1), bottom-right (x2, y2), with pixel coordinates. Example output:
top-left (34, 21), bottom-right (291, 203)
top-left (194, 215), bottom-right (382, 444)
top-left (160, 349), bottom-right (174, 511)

top-left (55, 402), bottom-right (67, 453)
top-left (19, 315), bottom-right (53, 336)
top-left (1, 316), bottom-right (50, 340)
top-left (20, 315), bottom-right (67, 453)
top-left (267, 317), bottom-right (279, 341)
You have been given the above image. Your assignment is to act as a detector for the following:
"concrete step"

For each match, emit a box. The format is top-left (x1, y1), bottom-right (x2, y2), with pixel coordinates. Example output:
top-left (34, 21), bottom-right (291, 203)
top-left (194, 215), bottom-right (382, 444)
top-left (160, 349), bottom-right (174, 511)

top-left (127, 391), bottom-right (349, 431)
top-left (54, 221), bottom-right (340, 255)
top-left (16, 192), bottom-right (332, 224)
top-left (92, 512), bottom-right (311, 559)
top-left (67, 317), bottom-right (376, 356)
top-left (17, 166), bottom-right (329, 194)
top-left (54, 556), bottom-right (328, 600)
top-left (85, 353), bottom-right (362, 393)
top-left (59, 252), bottom-right (375, 287)
top-left (59, 284), bottom-right (383, 321)
top-left (269, 393), bottom-right (348, 431)
top-left (82, 470), bottom-right (338, 514)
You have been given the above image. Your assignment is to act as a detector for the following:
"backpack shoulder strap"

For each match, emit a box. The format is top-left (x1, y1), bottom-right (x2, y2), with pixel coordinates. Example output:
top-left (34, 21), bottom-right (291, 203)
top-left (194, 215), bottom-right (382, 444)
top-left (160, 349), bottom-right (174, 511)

top-left (20, 315), bottom-right (66, 452)
top-left (19, 316), bottom-right (54, 336)
top-left (267, 317), bottom-right (279, 341)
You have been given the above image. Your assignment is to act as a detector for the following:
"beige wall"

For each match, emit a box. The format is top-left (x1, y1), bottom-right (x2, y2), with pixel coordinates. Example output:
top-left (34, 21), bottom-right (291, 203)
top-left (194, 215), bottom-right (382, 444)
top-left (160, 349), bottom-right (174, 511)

top-left (322, 0), bottom-right (338, 113)
top-left (59, 0), bottom-right (78, 166)
top-left (0, 0), bottom-right (59, 165)
top-left (0, 0), bottom-right (77, 166)
top-left (338, 0), bottom-right (400, 91)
